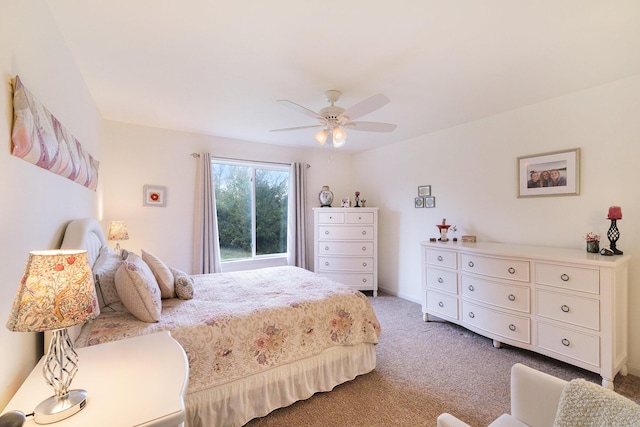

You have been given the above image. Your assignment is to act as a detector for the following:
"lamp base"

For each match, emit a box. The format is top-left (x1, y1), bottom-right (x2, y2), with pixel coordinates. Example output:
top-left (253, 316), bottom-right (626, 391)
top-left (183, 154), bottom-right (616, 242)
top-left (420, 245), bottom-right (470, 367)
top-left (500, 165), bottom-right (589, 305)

top-left (34, 389), bottom-right (87, 424)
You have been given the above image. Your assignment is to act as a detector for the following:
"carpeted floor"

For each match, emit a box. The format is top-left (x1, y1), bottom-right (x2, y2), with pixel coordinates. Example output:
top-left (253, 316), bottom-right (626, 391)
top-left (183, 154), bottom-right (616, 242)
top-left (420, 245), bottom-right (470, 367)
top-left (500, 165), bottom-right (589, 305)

top-left (245, 292), bottom-right (640, 426)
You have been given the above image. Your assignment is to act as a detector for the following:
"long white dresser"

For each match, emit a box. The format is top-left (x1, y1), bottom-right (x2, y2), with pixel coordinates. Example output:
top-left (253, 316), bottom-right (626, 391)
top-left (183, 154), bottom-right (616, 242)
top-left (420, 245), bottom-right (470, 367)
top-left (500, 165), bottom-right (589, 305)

top-left (420, 240), bottom-right (630, 389)
top-left (314, 207), bottom-right (378, 296)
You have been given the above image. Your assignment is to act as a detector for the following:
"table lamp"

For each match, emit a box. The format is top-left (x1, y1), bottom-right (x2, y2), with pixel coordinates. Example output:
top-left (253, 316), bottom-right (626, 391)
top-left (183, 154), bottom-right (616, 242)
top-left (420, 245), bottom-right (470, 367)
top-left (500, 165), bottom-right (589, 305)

top-left (107, 221), bottom-right (129, 255)
top-left (6, 250), bottom-right (100, 424)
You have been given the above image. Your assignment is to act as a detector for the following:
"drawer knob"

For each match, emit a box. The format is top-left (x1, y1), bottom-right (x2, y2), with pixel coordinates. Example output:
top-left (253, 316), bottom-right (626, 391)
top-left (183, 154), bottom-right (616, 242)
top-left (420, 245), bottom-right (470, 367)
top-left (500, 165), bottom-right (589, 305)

top-left (362, 230), bottom-right (367, 235)
top-left (509, 324), bottom-right (516, 331)
top-left (437, 255), bottom-right (443, 261)
top-left (438, 277), bottom-right (444, 284)
top-left (561, 274), bottom-right (570, 282)
top-left (468, 284), bottom-right (475, 291)
top-left (468, 312), bottom-right (475, 319)
top-left (362, 246), bottom-right (366, 251)
top-left (562, 338), bottom-right (571, 347)
top-left (508, 294), bottom-right (516, 301)
top-left (325, 246), bottom-right (329, 251)
top-left (508, 267), bottom-right (516, 274)
top-left (438, 301), bottom-right (444, 308)
top-left (362, 278), bottom-right (367, 283)
top-left (325, 230), bottom-right (330, 235)
top-left (324, 261), bottom-right (330, 266)
top-left (362, 262), bottom-right (367, 267)
top-left (468, 261), bottom-right (474, 268)
top-left (561, 304), bottom-right (570, 313)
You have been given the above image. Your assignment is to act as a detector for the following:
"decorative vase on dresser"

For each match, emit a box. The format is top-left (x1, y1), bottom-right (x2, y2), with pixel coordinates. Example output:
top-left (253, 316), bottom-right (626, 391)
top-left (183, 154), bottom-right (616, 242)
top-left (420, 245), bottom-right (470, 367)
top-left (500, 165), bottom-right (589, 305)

top-left (314, 207), bottom-right (378, 296)
top-left (420, 240), bottom-right (630, 390)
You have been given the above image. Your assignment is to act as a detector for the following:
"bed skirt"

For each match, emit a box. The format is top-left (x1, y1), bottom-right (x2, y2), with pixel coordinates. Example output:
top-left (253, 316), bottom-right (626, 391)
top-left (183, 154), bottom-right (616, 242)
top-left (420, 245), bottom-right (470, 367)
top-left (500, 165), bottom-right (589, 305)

top-left (185, 342), bottom-right (376, 427)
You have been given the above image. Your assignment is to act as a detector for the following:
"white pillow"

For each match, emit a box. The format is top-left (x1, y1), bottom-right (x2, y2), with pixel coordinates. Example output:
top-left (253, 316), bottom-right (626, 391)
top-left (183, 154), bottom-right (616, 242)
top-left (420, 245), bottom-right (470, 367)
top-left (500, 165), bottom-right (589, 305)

top-left (93, 246), bottom-right (124, 306)
top-left (141, 249), bottom-right (175, 298)
top-left (115, 252), bottom-right (162, 322)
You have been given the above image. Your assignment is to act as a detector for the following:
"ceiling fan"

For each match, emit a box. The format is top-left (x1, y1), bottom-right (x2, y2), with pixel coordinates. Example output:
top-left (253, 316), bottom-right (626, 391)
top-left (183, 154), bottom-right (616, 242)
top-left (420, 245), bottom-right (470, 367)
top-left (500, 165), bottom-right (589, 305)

top-left (270, 90), bottom-right (397, 148)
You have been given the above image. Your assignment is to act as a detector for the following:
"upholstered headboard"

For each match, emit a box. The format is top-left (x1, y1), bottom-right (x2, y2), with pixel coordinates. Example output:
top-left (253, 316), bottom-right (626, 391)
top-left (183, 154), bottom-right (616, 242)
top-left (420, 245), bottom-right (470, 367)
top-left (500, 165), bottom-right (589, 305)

top-left (45, 219), bottom-right (108, 349)
top-left (60, 218), bottom-right (108, 268)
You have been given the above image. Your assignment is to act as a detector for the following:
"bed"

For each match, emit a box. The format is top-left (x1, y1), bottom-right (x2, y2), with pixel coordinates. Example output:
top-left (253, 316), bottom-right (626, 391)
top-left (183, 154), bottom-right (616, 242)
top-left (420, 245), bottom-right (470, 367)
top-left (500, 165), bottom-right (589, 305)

top-left (57, 218), bottom-right (381, 427)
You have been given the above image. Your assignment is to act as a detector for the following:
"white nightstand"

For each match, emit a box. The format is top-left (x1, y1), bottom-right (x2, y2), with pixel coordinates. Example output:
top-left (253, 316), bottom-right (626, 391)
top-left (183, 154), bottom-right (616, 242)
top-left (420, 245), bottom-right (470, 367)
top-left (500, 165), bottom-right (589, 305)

top-left (2, 331), bottom-right (189, 426)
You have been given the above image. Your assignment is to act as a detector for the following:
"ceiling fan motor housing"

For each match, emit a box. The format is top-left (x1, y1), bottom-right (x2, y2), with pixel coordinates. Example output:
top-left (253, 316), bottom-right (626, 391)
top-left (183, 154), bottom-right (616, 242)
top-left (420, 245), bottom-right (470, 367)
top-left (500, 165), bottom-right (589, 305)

top-left (319, 105), bottom-right (346, 122)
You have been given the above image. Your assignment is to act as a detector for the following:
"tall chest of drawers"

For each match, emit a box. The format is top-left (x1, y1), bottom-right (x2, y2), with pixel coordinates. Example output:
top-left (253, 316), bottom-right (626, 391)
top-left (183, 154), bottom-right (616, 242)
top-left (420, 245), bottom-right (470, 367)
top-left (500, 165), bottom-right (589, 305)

top-left (314, 207), bottom-right (378, 296)
top-left (420, 240), bottom-right (630, 389)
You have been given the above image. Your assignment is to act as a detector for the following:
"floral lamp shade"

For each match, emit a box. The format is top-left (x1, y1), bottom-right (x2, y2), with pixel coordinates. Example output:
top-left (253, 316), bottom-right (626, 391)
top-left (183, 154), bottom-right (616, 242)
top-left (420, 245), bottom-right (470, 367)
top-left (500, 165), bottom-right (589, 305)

top-left (6, 250), bottom-right (100, 332)
top-left (107, 221), bottom-right (129, 254)
top-left (107, 221), bottom-right (129, 241)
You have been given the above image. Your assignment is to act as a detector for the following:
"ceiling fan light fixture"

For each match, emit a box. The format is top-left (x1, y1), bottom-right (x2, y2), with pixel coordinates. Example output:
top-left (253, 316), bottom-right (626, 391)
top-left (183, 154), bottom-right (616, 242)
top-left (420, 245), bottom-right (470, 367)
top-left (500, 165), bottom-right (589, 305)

top-left (333, 127), bottom-right (347, 147)
top-left (314, 129), bottom-right (329, 145)
top-left (272, 90), bottom-right (395, 149)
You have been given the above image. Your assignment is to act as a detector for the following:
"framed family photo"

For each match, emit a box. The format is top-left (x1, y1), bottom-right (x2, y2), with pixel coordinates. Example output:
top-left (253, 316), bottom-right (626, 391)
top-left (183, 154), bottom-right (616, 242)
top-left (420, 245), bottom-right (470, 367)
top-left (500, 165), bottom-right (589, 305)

top-left (517, 148), bottom-right (580, 198)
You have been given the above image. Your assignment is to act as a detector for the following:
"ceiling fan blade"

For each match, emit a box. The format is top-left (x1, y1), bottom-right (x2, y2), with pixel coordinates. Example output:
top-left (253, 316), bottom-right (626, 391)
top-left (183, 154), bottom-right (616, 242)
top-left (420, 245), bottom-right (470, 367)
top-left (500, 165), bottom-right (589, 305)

top-left (277, 100), bottom-right (321, 120)
top-left (339, 94), bottom-right (390, 121)
top-left (346, 121), bottom-right (397, 132)
top-left (270, 124), bottom-right (323, 132)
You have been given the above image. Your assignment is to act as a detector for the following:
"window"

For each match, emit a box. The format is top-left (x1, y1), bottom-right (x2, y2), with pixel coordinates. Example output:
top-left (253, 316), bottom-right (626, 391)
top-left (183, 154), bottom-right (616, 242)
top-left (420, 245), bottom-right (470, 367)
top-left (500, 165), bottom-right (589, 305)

top-left (212, 160), bottom-right (289, 262)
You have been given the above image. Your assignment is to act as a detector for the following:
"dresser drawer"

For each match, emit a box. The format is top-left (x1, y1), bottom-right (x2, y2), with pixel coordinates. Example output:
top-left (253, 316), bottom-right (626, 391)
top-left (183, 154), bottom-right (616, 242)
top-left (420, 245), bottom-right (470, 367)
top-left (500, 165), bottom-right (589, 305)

top-left (536, 289), bottom-right (600, 331)
top-left (319, 241), bottom-right (374, 256)
top-left (425, 249), bottom-right (457, 269)
top-left (317, 212), bottom-right (345, 224)
top-left (536, 263), bottom-right (599, 294)
top-left (318, 256), bottom-right (374, 272)
top-left (346, 212), bottom-right (374, 224)
top-left (318, 226), bottom-right (374, 240)
top-left (537, 321), bottom-right (599, 367)
top-left (461, 253), bottom-right (530, 282)
top-left (426, 268), bottom-right (458, 294)
top-left (462, 301), bottom-right (530, 344)
top-left (320, 272), bottom-right (375, 290)
top-left (461, 275), bottom-right (530, 313)
top-left (426, 290), bottom-right (458, 320)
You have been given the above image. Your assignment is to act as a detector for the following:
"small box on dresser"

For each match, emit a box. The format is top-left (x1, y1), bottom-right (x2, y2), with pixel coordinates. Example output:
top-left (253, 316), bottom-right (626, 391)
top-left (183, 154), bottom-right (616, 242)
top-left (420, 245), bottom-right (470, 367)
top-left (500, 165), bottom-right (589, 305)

top-left (420, 240), bottom-right (630, 390)
top-left (314, 207), bottom-right (378, 296)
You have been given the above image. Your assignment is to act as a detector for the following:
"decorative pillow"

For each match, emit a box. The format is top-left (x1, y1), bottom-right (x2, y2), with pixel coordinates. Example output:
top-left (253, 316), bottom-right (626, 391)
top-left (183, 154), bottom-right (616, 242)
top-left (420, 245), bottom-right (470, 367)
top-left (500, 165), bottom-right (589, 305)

top-left (115, 252), bottom-right (162, 322)
top-left (170, 267), bottom-right (195, 300)
top-left (92, 246), bottom-right (124, 307)
top-left (141, 249), bottom-right (175, 298)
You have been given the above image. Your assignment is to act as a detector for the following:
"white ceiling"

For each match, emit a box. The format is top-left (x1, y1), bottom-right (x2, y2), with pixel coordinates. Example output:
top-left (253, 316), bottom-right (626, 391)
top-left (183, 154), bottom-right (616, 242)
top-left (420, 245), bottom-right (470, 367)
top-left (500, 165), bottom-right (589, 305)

top-left (44, 1), bottom-right (640, 153)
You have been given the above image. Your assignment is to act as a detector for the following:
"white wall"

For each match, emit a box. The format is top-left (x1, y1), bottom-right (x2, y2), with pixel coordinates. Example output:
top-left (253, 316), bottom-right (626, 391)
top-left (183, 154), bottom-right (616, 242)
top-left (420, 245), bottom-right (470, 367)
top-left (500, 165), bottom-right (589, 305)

top-left (354, 74), bottom-right (640, 375)
top-left (0, 1), bottom-right (103, 408)
top-left (101, 121), bottom-right (354, 273)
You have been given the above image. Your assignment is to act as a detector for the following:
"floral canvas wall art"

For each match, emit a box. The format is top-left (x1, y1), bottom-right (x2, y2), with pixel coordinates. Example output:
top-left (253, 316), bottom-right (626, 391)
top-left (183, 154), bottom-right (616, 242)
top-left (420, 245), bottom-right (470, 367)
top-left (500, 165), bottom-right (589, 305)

top-left (11, 76), bottom-right (100, 191)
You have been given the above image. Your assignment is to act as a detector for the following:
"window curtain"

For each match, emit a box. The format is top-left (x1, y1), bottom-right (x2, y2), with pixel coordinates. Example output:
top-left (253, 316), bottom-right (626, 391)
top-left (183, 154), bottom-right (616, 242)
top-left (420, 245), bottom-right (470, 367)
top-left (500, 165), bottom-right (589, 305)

top-left (287, 162), bottom-right (308, 268)
top-left (193, 152), bottom-right (222, 274)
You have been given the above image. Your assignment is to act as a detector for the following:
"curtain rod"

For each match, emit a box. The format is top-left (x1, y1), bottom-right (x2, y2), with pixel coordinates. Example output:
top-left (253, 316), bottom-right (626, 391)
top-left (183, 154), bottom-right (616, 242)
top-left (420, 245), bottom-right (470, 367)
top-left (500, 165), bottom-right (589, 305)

top-left (191, 153), bottom-right (310, 168)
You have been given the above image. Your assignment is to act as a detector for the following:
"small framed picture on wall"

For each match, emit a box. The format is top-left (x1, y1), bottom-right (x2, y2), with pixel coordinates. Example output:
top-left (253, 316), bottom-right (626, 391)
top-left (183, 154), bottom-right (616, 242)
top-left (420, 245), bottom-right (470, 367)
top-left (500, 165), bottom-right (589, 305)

top-left (424, 196), bottom-right (436, 208)
top-left (418, 185), bottom-right (431, 197)
top-left (414, 197), bottom-right (424, 208)
top-left (143, 185), bottom-right (167, 207)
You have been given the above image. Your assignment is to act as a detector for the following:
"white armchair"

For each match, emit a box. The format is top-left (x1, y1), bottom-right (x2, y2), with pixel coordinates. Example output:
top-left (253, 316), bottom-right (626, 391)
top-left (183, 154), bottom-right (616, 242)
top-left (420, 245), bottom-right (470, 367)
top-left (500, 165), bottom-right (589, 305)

top-left (437, 363), bottom-right (567, 427)
top-left (438, 363), bottom-right (640, 427)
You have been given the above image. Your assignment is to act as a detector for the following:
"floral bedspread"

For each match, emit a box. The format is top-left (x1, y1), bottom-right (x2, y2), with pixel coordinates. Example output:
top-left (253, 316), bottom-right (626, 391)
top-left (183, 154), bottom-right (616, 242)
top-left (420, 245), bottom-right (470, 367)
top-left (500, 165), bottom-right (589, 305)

top-left (76, 266), bottom-right (381, 394)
